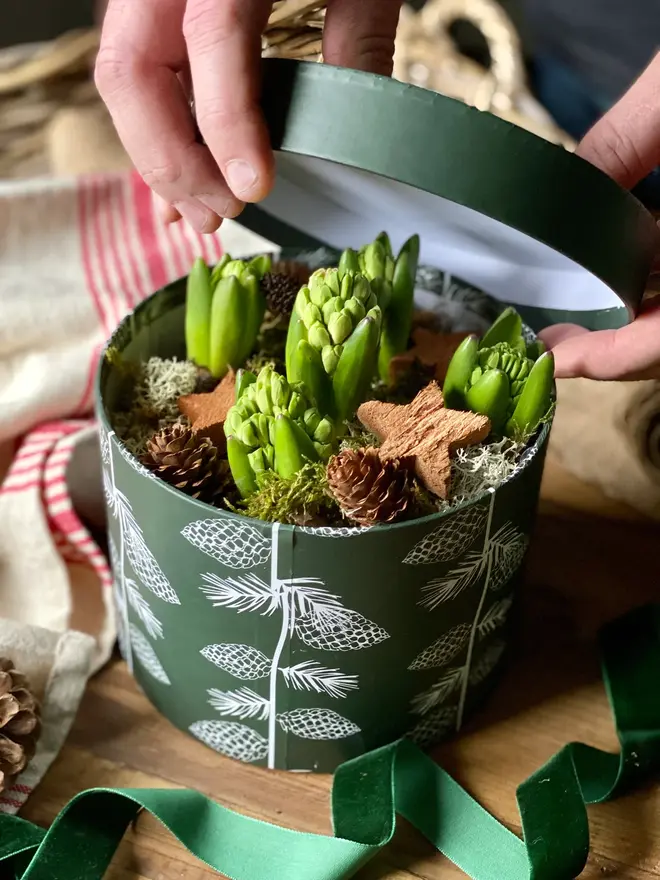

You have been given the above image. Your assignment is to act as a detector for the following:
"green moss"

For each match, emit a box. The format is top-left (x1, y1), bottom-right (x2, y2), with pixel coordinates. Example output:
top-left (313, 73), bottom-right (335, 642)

top-left (232, 462), bottom-right (342, 526)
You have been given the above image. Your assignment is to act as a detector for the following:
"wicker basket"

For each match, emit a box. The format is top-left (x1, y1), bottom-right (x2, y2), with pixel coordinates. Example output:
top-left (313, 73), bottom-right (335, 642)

top-left (0, 0), bottom-right (572, 179)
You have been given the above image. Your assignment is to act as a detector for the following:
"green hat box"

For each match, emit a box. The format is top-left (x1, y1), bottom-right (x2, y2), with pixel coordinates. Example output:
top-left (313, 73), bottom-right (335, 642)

top-left (96, 60), bottom-right (658, 773)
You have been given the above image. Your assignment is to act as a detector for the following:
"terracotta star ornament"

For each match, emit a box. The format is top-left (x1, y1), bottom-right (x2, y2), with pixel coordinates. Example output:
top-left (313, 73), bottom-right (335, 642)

top-left (357, 382), bottom-right (490, 499)
top-left (178, 369), bottom-right (236, 449)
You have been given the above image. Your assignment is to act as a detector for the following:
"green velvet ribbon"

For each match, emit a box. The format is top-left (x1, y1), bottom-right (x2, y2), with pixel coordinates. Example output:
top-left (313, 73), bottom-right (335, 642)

top-left (1, 604), bottom-right (658, 880)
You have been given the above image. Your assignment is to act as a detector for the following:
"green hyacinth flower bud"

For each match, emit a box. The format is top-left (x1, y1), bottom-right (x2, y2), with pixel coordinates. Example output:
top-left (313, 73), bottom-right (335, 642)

top-left (314, 441), bottom-right (334, 460)
top-left (321, 345), bottom-right (341, 375)
top-left (253, 413), bottom-right (271, 447)
top-left (303, 408), bottom-right (321, 435)
top-left (287, 390), bottom-right (307, 420)
top-left (328, 310), bottom-right (353, 345)
top-left (309, 283), bottom-right (333, 309)
top-left (322, 297), bottom-right (341, 323)
top-left (302, 302), bottom-right (323, 330)
top-left (247, 448), bottom-right (267, 474)
top-left (255, 383), bottom-right (272, 416)
top-left (238, 418), bottom-right (260, 449)
top-left (313, 417), bottom-right (334, 444)
top-left (324, 268), bottom-right (341, 296)
top-left (270, 372), bottom-right (289, 409)
top-left (352, 275), bottom-right (372, 304)
top-left (343, 296), bottom-right (366, 324)
top-left (339, 273), bottom-right (353, 302)
top-left (308, 321), bottom-right (332, 350)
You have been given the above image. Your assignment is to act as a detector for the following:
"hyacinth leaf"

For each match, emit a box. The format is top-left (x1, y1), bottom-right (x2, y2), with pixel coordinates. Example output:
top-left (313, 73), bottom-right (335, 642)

top-left (338, 248), bottom-right (360, 276)
top-left (185, 257), bottom-right (213, 368)
top-left (443, 334), bottom-right (479, 410)
top-left (285, 313), bottom-right (307, 378)
top-left (332, 310), bottom-right (381, 423)
top-left (273, 414), bottom-right (317, 479)
top-left (400, 233), bottom-right (420, 279)
top-left (290, 340), bottom-right (334, 418)
top-left (479, 307), bottom-right (523, 350)
top-left (362, 241), bottom-right (387, 280)
top-left (506, 351), bottom-right (555, 440)
top-left (526, 339), bottom-right (547, 361)
top-left (227, 436), bottom-right (258, 497)
top-left (375, 231), bottom-right (392, 254)
top-left (235, 369), bottom-right (257, 401)
top-left (466, 369), bottom-right (510, 435)
top-left (247, 253), bottom-right (272, 280)
top-left (242, 273), bottom-right (266, 362)
top-left (378, 248), bottom-right (415, 382)
top-left (209, 253), bottom-right (231, 287)
top-left (208, 276), bottom-right (247, 378)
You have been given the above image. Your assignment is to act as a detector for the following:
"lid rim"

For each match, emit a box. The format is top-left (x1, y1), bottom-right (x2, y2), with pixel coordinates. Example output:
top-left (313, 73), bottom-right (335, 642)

top-left (253, 59), bottom-right (659, 320)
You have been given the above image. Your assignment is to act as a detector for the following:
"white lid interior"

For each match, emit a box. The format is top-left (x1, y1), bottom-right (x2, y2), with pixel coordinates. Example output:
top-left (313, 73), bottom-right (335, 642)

top-left (257, 154), bottom-right (622, 313)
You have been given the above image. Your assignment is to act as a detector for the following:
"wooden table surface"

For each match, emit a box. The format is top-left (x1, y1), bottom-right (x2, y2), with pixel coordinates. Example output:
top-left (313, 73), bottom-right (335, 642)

top-left (20, 454), bottom-right (660, 880)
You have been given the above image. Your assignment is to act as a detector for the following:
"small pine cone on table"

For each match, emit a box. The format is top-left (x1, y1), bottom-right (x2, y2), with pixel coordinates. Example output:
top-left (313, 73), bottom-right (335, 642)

top-left (327, 447), bottom-right (416, 526)
top-left (0, 658), bottom-right (41, 794)
top-left (261, 260), bottom-right (311, 317)
top-left (142, 421), bottom-right (230, 506)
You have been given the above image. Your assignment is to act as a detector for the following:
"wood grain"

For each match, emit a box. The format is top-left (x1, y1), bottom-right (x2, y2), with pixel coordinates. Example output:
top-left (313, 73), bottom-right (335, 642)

top-left (20, 456), bottom-right (660, 879)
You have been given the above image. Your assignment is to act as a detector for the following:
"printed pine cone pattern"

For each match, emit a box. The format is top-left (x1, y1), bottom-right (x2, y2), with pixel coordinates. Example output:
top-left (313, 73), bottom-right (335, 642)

top-left (327, 447), bottom-right (415, 526)
top-left (0, 658), bottom-right (41, 794)
top-left (142, 422), bottom-right (230, 506)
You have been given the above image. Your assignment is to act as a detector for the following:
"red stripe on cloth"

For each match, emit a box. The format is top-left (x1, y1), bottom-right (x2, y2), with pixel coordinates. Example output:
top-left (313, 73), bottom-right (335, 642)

top-left (78, 181), bottom-right (107, 332)
top-left (121, 175), bottom-right (153, 304)
top-left (76, 340), bottom-right (103, 417)
top-left (91, 179), bottom-right (121, 333)
top-left (115, 178), bottom-right (143, 309)
top-left (0, 796), bottom-right (25, 810)
top-left (106, 178), bottom-right (137, 312)
top-left (43, 424), bottom-right (112, 590)
top-left (9, 784), bottom-right (32, 795)
top-left (131, 172), bottom-right (168, 291)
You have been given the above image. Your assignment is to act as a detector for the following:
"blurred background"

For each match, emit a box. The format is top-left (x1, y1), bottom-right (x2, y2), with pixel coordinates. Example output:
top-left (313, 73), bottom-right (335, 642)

top-left (1, 0), bottom-right (658, 204)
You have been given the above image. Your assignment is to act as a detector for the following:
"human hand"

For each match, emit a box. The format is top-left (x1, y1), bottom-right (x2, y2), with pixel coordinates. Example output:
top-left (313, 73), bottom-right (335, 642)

top-left (539, 52), bottom-right (660, 380)
top-left (95, 0), bottom-right (403, 235)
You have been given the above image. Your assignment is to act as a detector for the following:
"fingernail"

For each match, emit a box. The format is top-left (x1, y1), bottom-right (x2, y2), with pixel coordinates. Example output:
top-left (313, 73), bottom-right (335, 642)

top-left (200, 194), bottom-right (245, 220)
top-left (225, 159), bottom-right (258, 196)
top-left (173, 200), bottom-right (221, 234)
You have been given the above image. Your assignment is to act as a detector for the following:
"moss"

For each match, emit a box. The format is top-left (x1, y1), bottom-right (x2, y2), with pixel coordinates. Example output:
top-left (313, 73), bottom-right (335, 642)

top-left (443, 438), bottom-right (524, 508)
top-left (110, 356), bottom-right (198, 456)
top-left (339, 420), bottom-right (380, 452)
top-left (133, 357), bottom-right (198, 420)
top-left (232, 462), bottom-right (342, 526)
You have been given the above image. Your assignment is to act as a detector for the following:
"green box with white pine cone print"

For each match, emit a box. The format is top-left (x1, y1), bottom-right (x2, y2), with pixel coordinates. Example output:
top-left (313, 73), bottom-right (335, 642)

top-left (96, 60), bottom-right (658, 772)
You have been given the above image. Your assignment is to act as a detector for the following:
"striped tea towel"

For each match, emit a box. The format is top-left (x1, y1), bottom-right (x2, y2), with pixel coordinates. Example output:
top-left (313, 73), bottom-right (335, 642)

top-left (0, 170), bottom-right (276, 812)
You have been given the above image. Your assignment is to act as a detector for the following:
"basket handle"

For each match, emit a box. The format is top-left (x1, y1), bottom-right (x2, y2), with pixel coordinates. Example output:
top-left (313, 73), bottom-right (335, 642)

top-left (419, 0), bottom-right (526, 112)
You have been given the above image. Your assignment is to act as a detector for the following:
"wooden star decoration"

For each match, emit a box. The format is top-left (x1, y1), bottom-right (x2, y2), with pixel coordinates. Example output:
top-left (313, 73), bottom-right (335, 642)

top-left (178, 369), bottom-right (236, 449)
top-left (389, 327), bottom-right (471, 384)
top-left (357, 382), bottom-right (490, 499)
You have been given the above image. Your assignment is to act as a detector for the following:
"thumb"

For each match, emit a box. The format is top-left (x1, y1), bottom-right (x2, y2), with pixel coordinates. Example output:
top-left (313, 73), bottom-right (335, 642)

top-left (576, 51), bottom-right (660, 190)
top-left (323, 0), bottom-right (403, 76)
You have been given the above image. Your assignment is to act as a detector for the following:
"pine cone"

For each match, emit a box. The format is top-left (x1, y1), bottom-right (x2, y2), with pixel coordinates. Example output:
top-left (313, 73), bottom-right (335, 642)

top-left (262, 261), bottom-right (310, 317)
top-left (0, 658), bottom-right (41, 794)
top-left (142, 422), bottom-right (231, 506)
top-left (327, 447), bottom-right (415, 526)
